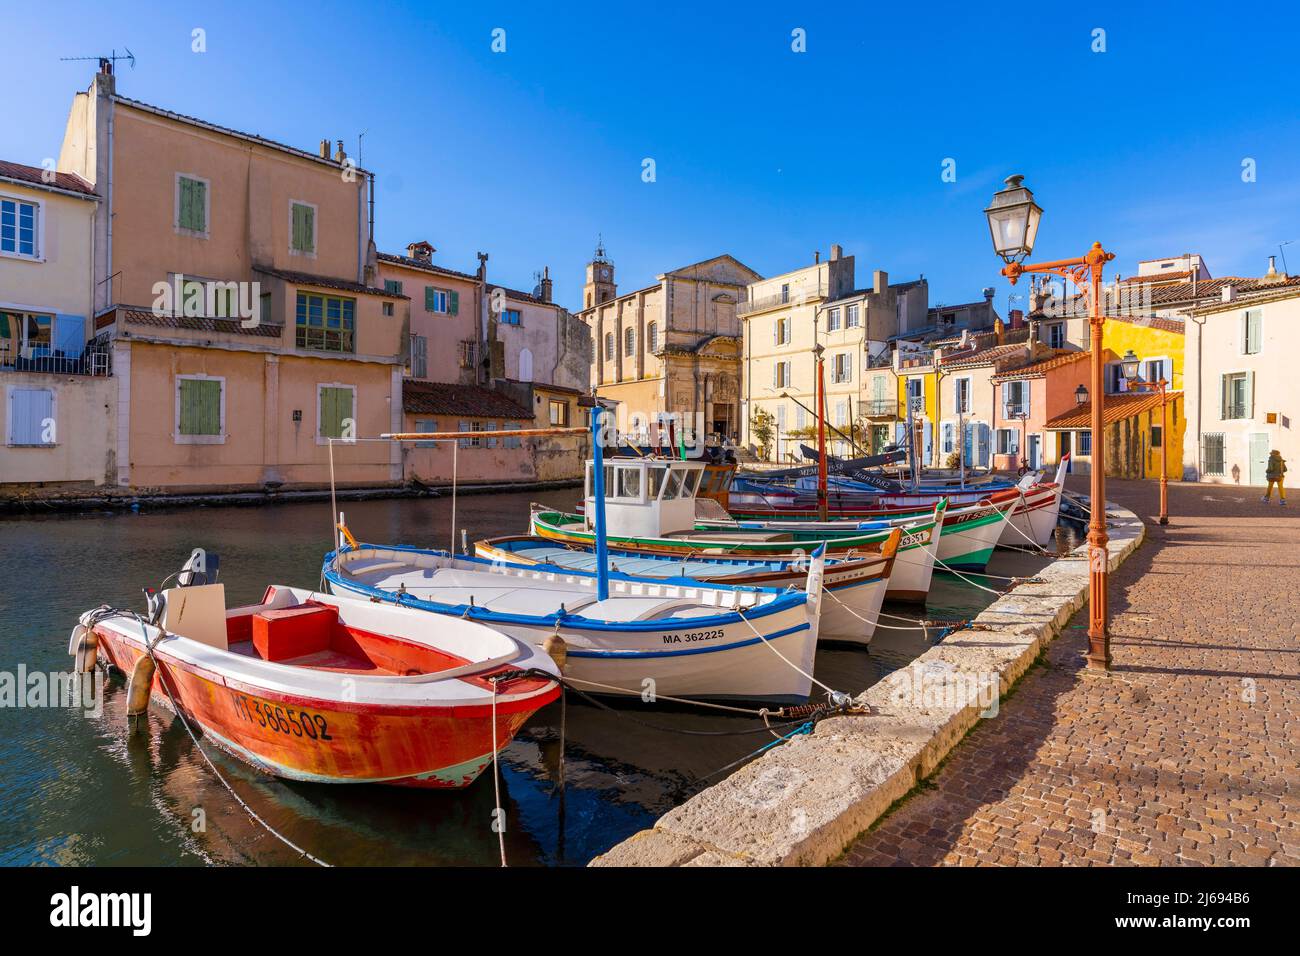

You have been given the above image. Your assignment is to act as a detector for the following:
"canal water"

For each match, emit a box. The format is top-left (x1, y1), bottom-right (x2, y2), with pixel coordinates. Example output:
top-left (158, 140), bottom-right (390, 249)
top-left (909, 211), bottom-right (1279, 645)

top-left (0, 491), bottom-right (1079, 866)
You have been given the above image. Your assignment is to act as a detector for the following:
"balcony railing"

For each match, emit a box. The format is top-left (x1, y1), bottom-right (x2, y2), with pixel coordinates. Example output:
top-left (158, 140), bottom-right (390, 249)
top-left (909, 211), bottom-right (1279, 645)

top-left (737, 280), bottom-right (828, 316)
top-left (1003, 403), bottom-right (1029, 419)
top-left (0, 344), bottom-right (111, 377)
top-left (861, 399), bottom-right (898, 418)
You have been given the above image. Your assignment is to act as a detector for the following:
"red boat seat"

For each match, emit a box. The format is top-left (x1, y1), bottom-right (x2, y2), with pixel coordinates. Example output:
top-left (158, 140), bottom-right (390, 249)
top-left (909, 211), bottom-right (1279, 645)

top-left (253, 604), bottom-right (338, 662)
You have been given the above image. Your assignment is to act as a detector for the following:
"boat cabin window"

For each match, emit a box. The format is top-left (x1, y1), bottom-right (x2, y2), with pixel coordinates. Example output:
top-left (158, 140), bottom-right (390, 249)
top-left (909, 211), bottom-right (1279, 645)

top-left (648, 466), bottom-right (665, 498)
top-left (615, 466), bottom-right (642, 500)
top-left (661, 468), bottom-right (686, 500)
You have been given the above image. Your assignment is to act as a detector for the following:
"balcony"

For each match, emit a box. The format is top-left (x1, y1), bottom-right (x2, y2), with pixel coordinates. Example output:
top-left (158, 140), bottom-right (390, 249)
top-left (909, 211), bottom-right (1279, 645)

top-left (0, 342), bottom-right (111, 377)
top-left (737, 280), bottom-right (828, 316)
top-left (860, 399), bottom-right (898, 419)
top-left (1003, 403), bottom-right (1029, 419)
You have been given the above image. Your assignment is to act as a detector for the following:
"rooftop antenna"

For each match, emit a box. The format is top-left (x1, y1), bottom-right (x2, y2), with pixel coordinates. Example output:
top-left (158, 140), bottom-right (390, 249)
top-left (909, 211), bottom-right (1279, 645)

top-left (1278, 240), bottom-right (1295, 276)
top-left (60, 48), bottom-right (136, 72)
top-left (357, 129), bottom-right (368, 168)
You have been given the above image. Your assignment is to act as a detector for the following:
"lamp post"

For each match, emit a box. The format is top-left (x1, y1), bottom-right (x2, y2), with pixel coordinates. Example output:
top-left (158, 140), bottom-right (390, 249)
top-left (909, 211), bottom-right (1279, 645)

top-left (985, 175), bottom-right (1116, 670)
top-left (1119, 349), bottom-right (1170, 526)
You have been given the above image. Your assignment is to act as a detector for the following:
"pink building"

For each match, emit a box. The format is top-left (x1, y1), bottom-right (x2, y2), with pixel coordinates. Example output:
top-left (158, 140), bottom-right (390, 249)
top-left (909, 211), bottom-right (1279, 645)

top-left (989, 350), bottom-right (1089, 471)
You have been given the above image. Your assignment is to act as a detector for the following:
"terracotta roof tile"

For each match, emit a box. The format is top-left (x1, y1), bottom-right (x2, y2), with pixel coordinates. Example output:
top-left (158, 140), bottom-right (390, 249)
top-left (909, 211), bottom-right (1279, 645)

top-left (939, 341), bottom-right (1026, 369)
top-left (254, 265), bottom-right (404, 298)
top-left (990, 349), bottom-right (1088, 383)
top-left (378, 252), bottom-right (480, 283)
top-left (1045, 390), bottom-right (1181, 430)
top-left (0, 159), bottom-right (96, 197)
top-left (118, 307), bottom-right (284, 338)
top-left (403, 380), bottom-right (532, 419)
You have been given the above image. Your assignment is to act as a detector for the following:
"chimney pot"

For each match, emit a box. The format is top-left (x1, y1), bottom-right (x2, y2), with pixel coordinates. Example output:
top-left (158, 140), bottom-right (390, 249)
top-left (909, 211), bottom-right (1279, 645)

top-left (814, 251), bottom-right (820, 264)
top-left (830, 244), bottom-right (843, 261)
top-left (873, 269), bottom-right (888, 295)
top-left (334, 140), bottom-right (346, 163)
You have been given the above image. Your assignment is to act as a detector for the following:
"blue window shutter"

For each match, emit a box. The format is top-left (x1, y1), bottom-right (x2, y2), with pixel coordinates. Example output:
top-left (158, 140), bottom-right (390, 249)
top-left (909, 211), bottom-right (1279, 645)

top-left (9, 387), bottom-right (53, 445)
top-left (54, 315), bottom-right (86, 358)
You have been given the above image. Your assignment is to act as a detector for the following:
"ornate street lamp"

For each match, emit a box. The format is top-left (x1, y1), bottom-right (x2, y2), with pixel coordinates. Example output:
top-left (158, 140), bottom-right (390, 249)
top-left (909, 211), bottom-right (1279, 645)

top-left (1075, 384), bottom-right (1089, 406)
top-left (1119, 349), bottom-right (1142, 383)
top-left (986, 175), bottom-right (1116, 670)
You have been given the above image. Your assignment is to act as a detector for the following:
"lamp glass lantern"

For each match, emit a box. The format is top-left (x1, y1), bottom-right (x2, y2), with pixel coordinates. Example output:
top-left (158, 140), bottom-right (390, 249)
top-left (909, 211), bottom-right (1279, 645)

top-left (1075, 384), bottom-right (1088, 406)
top-left (1120, 349), bottom-right (1141, 381)
top-left (984, 175), bottom-right (1043, 264)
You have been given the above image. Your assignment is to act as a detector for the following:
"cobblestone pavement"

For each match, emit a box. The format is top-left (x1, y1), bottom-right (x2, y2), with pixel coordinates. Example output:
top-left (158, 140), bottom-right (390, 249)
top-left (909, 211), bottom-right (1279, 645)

top-left (838, 478), bottom-right (1299, 866)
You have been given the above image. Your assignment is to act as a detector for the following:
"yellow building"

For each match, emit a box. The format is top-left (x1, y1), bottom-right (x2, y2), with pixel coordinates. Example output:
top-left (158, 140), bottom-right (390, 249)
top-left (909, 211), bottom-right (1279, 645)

top-left (578, 244), bottom-right (759, 443)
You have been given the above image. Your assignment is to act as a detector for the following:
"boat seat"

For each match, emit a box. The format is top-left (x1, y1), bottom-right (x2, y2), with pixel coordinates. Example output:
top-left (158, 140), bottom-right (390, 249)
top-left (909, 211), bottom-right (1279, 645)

top-left (254, 604), bottom-right (338, 662)
top-left (579, 597), bottom-right (715, 622)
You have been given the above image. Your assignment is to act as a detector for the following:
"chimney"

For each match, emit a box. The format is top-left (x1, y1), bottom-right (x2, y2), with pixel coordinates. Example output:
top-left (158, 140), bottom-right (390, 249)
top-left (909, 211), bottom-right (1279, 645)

top-left (319, 139), bottom-right (330, 160)
top-left (994, 316), bottom-right (1006, 344)
top-left (873, 269), bottom-right (888, 295)
top-left (540, 266), bottom-right (553, 304)
top-left (1027, 318), bottom-right (1038, 349)
top-left (983, 286), bottom-right (995, 303)
top-left (830, 244), bottom-right (843, 261)
top-left (1010, 309), bottom-right (1024, 329)
top-left (814, 250), bottom-right (821, 264)
top-left (959, 329), bottom-right (971, 349)
top-left (407, 241), bottom-right (434, 263)
top-left (1222, 284), bottom-right (1236, 303)
top-left (334, 140), bottom-right (346, 164)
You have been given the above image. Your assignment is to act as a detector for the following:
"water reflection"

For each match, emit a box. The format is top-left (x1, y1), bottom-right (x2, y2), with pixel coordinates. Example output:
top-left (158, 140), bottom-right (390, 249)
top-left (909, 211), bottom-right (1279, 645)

top-left (0, 492), bottom-right (1074, 866)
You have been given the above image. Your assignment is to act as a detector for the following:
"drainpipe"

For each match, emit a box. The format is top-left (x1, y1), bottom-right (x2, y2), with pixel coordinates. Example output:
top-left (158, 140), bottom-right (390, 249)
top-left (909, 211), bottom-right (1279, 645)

top-left (104, 102), bottom-right (114, 312)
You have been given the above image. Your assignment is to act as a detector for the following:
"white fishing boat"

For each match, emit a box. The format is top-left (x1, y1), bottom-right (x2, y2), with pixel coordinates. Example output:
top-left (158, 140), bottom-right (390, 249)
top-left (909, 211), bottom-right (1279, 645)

top-left (323, 543), bottom-right (825, 703)
top-left (997, 456), bottom-right (1069, 548)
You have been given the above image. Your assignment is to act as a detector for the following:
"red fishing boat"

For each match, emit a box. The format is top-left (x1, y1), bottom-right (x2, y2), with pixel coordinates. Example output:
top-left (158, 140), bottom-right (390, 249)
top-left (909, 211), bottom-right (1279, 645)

top-left (72, 576), bottom-right (560, 789)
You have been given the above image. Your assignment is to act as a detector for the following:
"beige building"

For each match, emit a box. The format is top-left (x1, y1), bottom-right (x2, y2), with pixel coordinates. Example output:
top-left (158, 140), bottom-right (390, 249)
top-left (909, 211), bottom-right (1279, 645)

top-left (0, 159), bottom-right (115, 491)
top-left (579, 245), bottom-right (759, 442)
top-left (59, 63), bottom-right (406, 492)
top-left (1182, 271), bottom-right (1300, 485)
top-left (740, 244), bottom-right (928, 461)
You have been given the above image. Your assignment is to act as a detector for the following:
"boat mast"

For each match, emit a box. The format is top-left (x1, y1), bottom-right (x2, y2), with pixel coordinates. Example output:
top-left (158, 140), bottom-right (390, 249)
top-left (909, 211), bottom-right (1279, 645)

top-left (590, 405), bottom-right (611, 601)
top-left (816, 344), bottom-right (828, 521)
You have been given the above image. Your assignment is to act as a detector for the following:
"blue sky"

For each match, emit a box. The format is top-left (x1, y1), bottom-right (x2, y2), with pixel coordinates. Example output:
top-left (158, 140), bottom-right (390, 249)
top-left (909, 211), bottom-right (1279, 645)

top-left (5, 1), bottom-right (1299, 312)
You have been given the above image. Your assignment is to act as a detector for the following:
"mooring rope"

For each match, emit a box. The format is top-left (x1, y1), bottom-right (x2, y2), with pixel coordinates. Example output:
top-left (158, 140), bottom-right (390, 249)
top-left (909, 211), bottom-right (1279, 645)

top-left (89, 608), bottom-right (333, 867)
top-left (490, 681), bottom-right (507, 868)
top-left (733, 605), bottom-right (841, 698)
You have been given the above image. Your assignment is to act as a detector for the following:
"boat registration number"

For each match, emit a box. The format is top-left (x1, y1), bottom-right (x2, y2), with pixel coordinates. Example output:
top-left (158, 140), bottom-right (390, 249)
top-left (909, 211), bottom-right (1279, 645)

top-left (663, 629), bottom-right (724, 645)
top-left (229, 692), bottom-right (334, 741)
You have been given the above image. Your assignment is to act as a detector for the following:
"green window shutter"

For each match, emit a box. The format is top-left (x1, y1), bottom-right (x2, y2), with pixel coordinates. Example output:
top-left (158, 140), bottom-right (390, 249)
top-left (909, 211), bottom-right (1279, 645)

top-left (320, 387), bottom-right (353, 438)
top-left (425, 286), bottom-right (436, 312)
top-left (179, 379), bottom-right (221, 436)
top-left (302, 205), bottom-right (315, 252)
top-left (179, 178), bottom-right (205, 231)
top-left (449, 291), bottom-right (459, 316)
top-left (291, 205), bottom-right (302, 249)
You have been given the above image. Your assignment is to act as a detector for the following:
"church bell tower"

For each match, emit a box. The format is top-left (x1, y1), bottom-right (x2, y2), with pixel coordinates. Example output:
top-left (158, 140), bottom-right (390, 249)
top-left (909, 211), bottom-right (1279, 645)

top-left (583, 237), bottom-right (616, 309)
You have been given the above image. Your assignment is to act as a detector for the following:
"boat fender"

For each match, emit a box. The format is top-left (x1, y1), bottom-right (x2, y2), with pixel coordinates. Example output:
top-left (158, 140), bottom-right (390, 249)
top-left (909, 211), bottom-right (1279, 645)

top-left (543, 633), bottom-right (568, 672)
top-left (72, 626), bottom-right (99, 673)
top-left (126, 654), bottom-right (156, 719)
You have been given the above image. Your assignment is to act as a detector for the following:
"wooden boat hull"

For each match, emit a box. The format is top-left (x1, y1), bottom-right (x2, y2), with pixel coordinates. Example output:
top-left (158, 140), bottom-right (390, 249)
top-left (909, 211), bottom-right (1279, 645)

top-left (474, 535), bottom-right (895, 646)
top-left (324, 547), bottom-right (825, 703)
top-left (83, 591), bottom-right (560, 788)
top-left (529, 503), bottom-right (945, 604)
top-left (998, 482), bottom-right (1063, 548)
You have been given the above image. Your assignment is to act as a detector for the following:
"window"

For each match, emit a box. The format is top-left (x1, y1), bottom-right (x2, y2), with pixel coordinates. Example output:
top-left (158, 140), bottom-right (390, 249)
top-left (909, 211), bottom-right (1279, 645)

top-left (501, 309), bottom-right (521, 326)
top-left (1221, 372), bottom-right (1252, 420)
top-left (518, 347), bottom-right (533, 381)
top-left (827, 308), bottom-right (841, 332)
top-left (832, 353), bottom-right (852, 384)
top-left (846, 304), bottom-right (860, 328)
top-left (175, 376), bottom-right (224, 444)
top-left (504, 421), bottom-right (524, 449)
top-left (382, 301), bottom-right (394, 317)
top-left (796, 406), bottom-right (807, 430)
top-left (1003, 380), bottom-right (1029, 418)
top-left (425, 287), bottom-right (455, 314)
top-left (774, 361), bottom-right (791, 388)
top-left (906, 378), bottom-right (924, 410)
top-left (174, 175), bottom-right (208, 236)
top-left (776, 405), bottom-right (787, 430)
top-left (409, 334), bottom-right (428, 379)
top-left (414, 419), bottom-right (438, 448)
top-left (996, 428), bottom-right (1019, 455)
top-left (0, 195), bottom-right (40, 258)
top-left (459, 340), bottom-right (478, 370)
top-left (1150, 424), bottom-right (1163, 448)
top-left (604, 332), bottom-right (615, 361)
top-left (1242, 309), bottom-right (1262, 354)
top-left (1144, 359), bottom-right (1167, 384)
top-left (6, 386), bottom-right (55, 446)
top-left (941, 312), bottom-right (956, 327)
top-left (384, 279), bottom-right (404, 295)
top-left (317, 385), bottom-right (355, 441)
top-left (1047, 323), bottom-right (1065, 349)
top-left (549, 399), bottom-right (569, 426)
top-left (296, 293), bottom-right (355, 352)
top-left (941, 422), bottom-right (954, 454)
top-left (1078, 429), bottom-right (1092, 456)
top-left (483, 421), bottom-right (498, 449)
top-left (780, 283), bottom-right (790, 304)
top-left (774, 317), bottom-right (790, 346)
top-left (290, 201), bottom-right (317, 255)
top-left (955, 377), bottom-right (971, 414)
top-left (1201, 433), bottom-right (1225, 475)
top-left (624, 327), bottom-right (635, 356)
top-left (647, 321), bottom-right (659, 351)
top-left (458, 421), bottom-right (481, 449)
top-left (1105, 363), bottom-right (1126, 394)
top-left (834, 400), bottom-right (848, 427)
